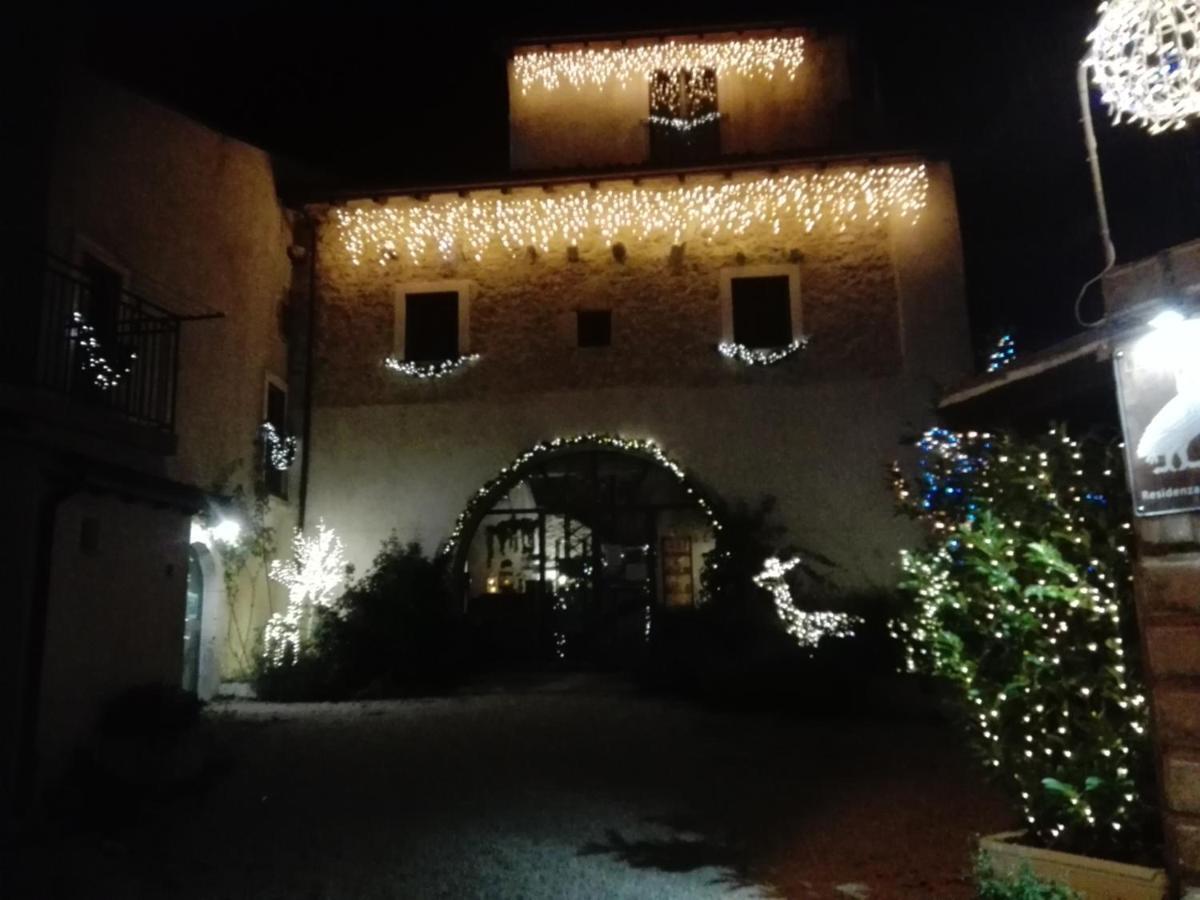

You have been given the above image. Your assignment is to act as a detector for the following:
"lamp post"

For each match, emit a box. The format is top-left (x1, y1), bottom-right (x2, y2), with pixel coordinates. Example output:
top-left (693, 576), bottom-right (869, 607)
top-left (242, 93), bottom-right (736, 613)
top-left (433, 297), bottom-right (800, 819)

top-left (1073, 1), bottom-right (1200, 322)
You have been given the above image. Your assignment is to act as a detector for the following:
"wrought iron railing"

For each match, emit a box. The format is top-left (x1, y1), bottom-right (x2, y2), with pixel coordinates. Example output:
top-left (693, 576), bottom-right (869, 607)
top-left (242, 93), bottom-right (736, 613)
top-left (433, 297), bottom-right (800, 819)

top-left (1, 255), bottom-right (186, 431)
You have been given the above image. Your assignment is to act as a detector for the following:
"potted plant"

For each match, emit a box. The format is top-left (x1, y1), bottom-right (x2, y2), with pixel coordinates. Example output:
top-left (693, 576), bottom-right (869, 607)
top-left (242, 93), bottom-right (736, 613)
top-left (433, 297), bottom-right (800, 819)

top-left (892, 427), bottom-right (1166, 898)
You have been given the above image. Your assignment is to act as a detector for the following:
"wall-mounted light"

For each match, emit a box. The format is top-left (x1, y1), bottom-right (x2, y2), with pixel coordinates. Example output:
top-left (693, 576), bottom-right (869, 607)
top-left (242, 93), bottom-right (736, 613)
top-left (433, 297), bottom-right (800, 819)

top-left (191, 517), bottom-right (242, 547)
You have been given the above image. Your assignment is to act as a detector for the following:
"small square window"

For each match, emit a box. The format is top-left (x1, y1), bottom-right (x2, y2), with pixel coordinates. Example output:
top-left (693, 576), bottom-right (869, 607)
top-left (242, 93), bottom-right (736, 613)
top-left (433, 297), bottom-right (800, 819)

top-left (405, 291), bottom-right (460, 362)
top-left (731, 275), bottom-right (793, 349)
top-left (577, 310), bottom-right (612, 348)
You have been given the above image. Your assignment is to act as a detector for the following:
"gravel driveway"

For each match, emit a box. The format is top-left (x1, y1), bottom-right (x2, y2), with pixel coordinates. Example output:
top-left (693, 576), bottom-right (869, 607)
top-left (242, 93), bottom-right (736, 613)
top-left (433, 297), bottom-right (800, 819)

top-left (9, 676), bottom-right (1012, 899)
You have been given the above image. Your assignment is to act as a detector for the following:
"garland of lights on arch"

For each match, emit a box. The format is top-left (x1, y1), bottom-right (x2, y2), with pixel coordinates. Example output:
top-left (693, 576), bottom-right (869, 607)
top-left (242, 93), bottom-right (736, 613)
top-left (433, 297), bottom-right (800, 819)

top-left (438, 435), bottom-right (723, 562)
top-left (332, 164), bottom-right (930, 268)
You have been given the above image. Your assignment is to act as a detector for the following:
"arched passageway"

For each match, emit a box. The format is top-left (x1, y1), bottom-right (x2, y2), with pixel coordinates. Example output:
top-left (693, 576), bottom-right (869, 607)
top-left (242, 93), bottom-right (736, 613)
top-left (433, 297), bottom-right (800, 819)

top-left (447, 437), bottom-right (721, 667)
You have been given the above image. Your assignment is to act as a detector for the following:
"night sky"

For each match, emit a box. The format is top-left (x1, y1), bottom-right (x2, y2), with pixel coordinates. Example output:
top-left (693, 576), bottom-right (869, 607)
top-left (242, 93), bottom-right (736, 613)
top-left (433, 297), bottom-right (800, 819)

top-left (31, 2), bottom-right (1200, 367)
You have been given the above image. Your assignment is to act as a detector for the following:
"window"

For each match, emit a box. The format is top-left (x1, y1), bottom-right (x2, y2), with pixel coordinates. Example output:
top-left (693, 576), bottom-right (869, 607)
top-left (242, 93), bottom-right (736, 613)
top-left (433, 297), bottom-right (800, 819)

top-left (393, 281), bottom-right (473, 362)
top-left (80, 252), bottom-right (122, 344)
top-left (648, 67), bottom-right (720, 165)
top-left (719, 265), bottom-right (802, 349)
top-left (263, 377), bottom-right (288, 500)
top-left (576, 310), bottom-right (612, 348)
top-left (73, 249), bottom-right (128, 397)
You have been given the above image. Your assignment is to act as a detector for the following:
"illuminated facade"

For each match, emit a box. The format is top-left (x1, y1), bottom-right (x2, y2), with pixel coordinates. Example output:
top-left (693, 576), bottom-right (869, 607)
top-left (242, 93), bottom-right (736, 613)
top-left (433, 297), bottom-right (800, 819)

top-left (300, 25), bottom-right (973, 662)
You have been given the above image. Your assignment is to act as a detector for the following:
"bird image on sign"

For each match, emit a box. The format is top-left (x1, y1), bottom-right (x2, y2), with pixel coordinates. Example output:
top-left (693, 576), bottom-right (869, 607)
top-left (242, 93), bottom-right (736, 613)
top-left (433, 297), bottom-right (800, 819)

top-left (1135, 315), bottom-right (1200, 474)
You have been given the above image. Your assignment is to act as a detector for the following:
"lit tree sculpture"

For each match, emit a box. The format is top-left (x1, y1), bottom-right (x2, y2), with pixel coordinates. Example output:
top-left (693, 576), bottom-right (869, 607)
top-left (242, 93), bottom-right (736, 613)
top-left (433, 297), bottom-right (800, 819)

top-left (1087, 0), bottom-right (1200, 134)
top-left (264, 520), bottom-right (347, 666)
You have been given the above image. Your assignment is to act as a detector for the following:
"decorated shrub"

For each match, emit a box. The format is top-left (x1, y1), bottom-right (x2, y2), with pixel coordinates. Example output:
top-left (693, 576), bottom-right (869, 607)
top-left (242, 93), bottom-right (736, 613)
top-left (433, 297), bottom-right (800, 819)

top-left (892, 427), bottom-right (1159, 863)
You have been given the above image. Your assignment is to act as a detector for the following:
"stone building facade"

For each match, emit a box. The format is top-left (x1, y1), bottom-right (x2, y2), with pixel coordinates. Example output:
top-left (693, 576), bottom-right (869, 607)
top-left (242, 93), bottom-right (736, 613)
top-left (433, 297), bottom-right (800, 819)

top-left (302, 28), bottom-right (972, 611)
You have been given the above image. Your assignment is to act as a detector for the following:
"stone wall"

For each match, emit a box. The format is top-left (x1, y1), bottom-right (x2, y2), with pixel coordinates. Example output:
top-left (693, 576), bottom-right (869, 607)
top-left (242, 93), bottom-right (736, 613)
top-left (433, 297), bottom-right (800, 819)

top-left (306, 160), bottom-right (970, 586)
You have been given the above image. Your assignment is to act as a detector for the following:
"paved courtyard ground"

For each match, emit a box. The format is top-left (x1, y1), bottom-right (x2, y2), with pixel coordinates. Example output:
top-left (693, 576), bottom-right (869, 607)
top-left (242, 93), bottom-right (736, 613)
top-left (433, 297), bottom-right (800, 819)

top-left (9, 676), bottom-right (1013, 899)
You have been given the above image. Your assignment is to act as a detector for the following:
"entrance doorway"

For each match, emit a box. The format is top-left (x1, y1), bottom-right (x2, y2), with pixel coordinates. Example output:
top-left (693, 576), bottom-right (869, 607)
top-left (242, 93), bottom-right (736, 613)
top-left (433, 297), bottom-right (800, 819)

top-left (182, 545), bottom-right (203, 693)
top-left (456, 444), bottom-right (718, 668)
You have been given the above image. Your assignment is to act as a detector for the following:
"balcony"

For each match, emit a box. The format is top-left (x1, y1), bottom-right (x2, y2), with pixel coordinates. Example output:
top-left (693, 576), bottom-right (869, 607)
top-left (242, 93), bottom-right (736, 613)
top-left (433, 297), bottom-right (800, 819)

top-left (0, 254), bottom-right (214, 434)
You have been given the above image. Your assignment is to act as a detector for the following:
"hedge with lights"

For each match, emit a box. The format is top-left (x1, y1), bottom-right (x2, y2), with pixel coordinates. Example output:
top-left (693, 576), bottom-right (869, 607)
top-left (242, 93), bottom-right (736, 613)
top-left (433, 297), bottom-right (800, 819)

top-left (891, 427), bottom-right (1159, 862)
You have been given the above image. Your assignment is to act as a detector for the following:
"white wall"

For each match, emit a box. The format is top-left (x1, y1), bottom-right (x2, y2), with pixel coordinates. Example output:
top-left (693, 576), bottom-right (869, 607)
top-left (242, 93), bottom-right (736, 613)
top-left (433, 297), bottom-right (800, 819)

top-left (307, 378), bottom-right (932, 591)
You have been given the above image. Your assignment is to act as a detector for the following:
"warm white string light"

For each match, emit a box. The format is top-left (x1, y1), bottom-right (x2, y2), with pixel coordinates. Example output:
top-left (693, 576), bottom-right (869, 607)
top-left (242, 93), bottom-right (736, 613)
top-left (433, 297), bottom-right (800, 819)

top-left (512, 35), bottom-right (805, 94)
top-left (261, 422), bottom-right (299, 471)
top-left (72, 311), bottom-right (135, 390)
top-left (718, 338), bottom-right (809, 366)
top-left (332, 164), bottom-right (930, 268)
top-left (1086, 0), bottom-right (1200, 134)
top-left (264, 521), bottom-right (347, 666)
top-left (441, 434), bottom-right (722, 562)
top-left (384, 354), bottom-right (481, 379)
top-left (753, 557), bottom-right (862, 649)
top-left (646, 111), bottom-right (723, 131)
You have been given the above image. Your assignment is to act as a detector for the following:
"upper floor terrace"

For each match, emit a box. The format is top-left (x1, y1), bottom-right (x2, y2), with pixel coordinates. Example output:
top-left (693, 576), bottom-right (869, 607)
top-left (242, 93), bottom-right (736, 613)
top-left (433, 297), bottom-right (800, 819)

top-left (507, 26), bottom-right (872, 173)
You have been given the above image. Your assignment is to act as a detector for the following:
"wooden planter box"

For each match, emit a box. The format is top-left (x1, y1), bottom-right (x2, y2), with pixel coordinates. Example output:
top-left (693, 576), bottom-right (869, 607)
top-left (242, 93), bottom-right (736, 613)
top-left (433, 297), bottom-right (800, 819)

top-left (980, 832), bottom-right (1167, 900)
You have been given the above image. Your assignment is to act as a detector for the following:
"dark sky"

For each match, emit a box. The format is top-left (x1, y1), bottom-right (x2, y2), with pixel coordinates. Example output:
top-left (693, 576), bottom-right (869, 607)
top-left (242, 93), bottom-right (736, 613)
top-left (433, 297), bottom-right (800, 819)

top-left (35, 3), bottom-right (1200, 367)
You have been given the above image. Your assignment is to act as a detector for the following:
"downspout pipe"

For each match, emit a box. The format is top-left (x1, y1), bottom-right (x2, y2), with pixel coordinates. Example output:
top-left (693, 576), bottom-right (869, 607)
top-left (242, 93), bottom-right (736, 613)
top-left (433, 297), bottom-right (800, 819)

top-left (297, 214), bottom-right (318, 529)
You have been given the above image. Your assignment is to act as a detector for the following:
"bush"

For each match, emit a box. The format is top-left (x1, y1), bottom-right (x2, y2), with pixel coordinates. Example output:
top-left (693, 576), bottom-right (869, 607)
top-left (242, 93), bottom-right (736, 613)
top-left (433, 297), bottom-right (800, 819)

top-left (314, 537), bottom-right (466, 693)
top-left (975, 855), bottom-right (1079, 900)
top-left (893, 427), bottom-right (1160, 863)
top-left (254, 537), bottom-right (467, 700)
top-left (641, 497), bottom-right (899, 709)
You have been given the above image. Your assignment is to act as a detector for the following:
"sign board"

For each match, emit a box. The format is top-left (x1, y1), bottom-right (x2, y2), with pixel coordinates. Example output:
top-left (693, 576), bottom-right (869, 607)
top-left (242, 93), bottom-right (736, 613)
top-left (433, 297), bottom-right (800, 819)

top-left (1114, 331), bottom-right (1200, 517)
top-left (660, 536), bottom-right (695, 608)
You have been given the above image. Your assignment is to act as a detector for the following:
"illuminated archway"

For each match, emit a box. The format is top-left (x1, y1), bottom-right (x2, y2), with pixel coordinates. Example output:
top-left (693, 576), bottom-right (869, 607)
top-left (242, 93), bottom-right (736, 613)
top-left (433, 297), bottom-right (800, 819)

top-left (443, 435), bottom-right (725, 663)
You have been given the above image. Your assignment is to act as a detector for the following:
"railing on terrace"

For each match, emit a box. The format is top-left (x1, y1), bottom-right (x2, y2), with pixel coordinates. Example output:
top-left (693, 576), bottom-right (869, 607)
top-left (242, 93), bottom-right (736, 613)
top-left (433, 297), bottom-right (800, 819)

top-left (0, 254), bottom-right (220, 432)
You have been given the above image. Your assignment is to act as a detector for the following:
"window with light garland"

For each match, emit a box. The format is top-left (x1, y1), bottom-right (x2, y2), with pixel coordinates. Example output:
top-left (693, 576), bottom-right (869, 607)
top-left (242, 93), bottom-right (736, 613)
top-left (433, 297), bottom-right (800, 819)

top-left (648, 67), bottom-right (720, 165)
top-left (891, 427), bottom-right (1160, 863)
top-left (731, 275), bottom-right (793, 349)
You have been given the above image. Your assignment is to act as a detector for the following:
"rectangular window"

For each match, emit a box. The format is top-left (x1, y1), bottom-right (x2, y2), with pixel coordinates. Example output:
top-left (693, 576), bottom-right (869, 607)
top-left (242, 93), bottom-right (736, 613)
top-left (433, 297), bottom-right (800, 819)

top-left (393, 281), bottom-right (473, 363)
top-left (264, 378), bottom-right (288, 500)
top-left (719, 265), bottom-right (802, 350)
top-left (576, 310), bottom-right (612, 348)
top-left (80, 252), bottom-right (122, 344)
top-left (405, 292), bottom-right (459, 362)
top-left (730, 275), bottom-right (793, 349)
top-left (648, 67), bottom-right (720, 166)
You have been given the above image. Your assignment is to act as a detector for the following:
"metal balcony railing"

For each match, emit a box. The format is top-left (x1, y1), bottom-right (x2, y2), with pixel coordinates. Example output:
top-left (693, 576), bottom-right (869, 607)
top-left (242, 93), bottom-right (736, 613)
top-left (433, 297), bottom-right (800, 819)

top-left (0, 254), bottom-right (207, 432)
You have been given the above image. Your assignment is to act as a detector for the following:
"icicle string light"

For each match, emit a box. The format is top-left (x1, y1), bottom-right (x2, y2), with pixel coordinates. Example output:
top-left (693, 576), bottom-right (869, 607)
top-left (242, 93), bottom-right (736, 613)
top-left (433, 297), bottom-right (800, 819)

top-left (384, 354), bottom-right (481, 379)
top-left (718, 338), bottom-right (809, 366)
top-left (753, 557), bottom-right (862, 649)
top-left (512, 35), bottom-right (805, 94)
top-left (1087, 0), bottom-right (1200, 134)
top-left (332, 164), bottom-right (930, 268)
